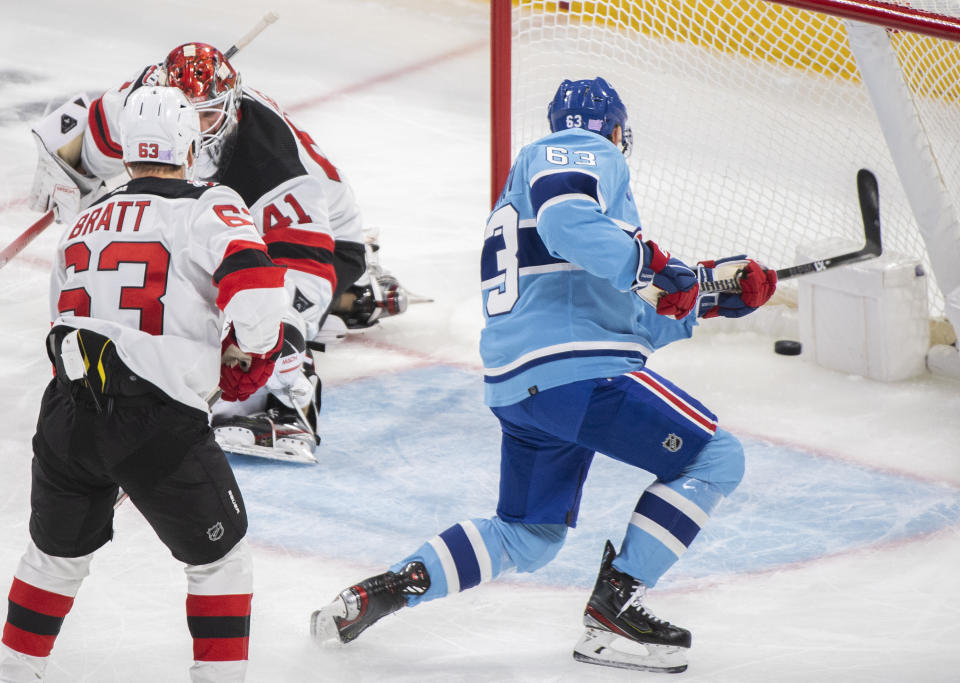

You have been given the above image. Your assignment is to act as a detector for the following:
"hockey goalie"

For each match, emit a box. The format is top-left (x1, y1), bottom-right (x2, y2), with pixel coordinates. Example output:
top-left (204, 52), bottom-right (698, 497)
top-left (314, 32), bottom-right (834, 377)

top-left (28, 42), bottom-right (412, 463)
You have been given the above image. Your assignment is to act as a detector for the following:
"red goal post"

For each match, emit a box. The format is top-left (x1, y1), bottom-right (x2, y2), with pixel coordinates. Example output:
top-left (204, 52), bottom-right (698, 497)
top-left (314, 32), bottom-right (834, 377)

top-left (490, 0), bottom-right (960, 335)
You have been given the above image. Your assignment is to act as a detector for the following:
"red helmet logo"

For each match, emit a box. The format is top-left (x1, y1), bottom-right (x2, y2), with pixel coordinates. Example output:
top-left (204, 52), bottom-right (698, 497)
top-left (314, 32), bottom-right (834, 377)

top-left (164, 43), bottom-right (237, 103)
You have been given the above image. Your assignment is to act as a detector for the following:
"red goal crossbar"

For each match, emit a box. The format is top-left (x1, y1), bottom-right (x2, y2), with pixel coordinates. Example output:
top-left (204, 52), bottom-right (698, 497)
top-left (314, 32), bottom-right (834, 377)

top-left (490, 0), bottom-right (960, 208)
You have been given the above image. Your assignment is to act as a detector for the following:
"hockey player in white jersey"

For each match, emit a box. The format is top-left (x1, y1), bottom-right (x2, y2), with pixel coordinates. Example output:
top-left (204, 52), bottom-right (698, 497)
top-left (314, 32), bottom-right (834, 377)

top-left (310, 78), bottom-right (778, 673)
top-left (0, 87), bottom-right (286, 682)
top-left (28, 42), bottom-right (410, 461)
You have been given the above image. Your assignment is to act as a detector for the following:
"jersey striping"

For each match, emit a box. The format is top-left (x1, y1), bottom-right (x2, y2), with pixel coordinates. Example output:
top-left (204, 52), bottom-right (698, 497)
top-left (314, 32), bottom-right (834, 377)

top-left (480, 128), bottom-right (698, 407)
top-left (79, 71), bottom-right (366, 333)
top-left (50, 176), bottom-right (287, 413)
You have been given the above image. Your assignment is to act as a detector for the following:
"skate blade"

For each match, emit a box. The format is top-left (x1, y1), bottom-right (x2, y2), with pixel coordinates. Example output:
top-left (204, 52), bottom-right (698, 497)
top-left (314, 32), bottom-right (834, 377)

top-left (572, 627), bottom-right (688, 674)
top-left (310, 599), bottom-right (348, 645)
top-left (218, 441), bottom-right (318, 465)
top-left (406, 290), bottom-right (434, 304)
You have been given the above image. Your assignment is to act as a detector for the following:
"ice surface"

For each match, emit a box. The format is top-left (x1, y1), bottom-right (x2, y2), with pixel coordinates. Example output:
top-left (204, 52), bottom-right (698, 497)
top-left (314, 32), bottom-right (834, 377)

top-left (1, 1), bottom-right (959, 681)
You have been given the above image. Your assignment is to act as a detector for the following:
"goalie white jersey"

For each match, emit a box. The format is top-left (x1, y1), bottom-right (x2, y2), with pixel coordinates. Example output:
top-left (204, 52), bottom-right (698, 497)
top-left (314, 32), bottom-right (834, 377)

top-left (81, 67), bottom-right (364, 331)
top-left (50, 176), bottom-right (287, 413)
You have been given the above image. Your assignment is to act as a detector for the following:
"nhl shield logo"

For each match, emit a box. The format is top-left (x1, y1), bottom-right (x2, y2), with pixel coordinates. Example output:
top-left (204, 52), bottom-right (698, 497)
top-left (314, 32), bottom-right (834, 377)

top-left (662, 434), bottom-right (683, 453)
top-left (206, 522), bottom-right (225, 541)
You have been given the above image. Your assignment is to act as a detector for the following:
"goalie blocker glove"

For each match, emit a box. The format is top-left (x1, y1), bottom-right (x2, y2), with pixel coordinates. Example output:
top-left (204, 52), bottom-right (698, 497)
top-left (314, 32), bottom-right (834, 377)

top-left (630, 236), bottom-right (699, 319)
top-left (29, 94), bottom-right (105, 223)
top-left (219, 324), bottom-right (284, 401)
top-left (697, 255), bottom-right (778, 318)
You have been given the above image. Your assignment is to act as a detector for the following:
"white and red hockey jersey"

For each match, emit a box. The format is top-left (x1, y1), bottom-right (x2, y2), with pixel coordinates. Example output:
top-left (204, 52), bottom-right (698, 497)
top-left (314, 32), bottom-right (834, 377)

top-left (50, 176), bottom-right (287, 412)
top-left (81, 67), bottom-right (363, 332)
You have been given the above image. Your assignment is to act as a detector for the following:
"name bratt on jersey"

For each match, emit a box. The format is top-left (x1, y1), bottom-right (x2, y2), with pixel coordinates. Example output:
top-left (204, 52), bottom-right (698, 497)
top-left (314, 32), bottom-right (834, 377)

top-left (68, 199), bottom-right (153, 239)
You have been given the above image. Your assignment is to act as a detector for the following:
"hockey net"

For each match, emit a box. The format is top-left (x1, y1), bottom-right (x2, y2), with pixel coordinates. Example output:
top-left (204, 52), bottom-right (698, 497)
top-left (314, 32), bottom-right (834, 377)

top-left (492, 0), bottom-right (960, 332)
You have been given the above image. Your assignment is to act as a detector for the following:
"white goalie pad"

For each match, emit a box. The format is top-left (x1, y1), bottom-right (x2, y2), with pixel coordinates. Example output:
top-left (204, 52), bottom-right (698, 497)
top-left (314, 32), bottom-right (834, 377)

top-left (572, 627), bottom-right (689, 674)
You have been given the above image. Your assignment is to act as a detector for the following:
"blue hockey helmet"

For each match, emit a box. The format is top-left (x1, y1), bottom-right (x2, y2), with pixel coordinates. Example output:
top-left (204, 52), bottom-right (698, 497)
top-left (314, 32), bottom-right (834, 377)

top-left (547, 77), bottom-right (632, 155)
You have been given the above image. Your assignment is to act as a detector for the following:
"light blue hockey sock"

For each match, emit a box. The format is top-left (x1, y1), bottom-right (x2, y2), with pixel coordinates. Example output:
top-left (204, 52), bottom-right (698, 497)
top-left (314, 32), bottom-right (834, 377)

top-left (613, 428), bottom-right (744, 587)
top-left (391, 517), bottom-right (567, 607)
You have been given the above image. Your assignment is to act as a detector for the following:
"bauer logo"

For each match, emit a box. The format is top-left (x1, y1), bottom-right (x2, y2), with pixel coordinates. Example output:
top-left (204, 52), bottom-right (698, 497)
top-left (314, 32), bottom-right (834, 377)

top-left (206, 522), bottom-right (225, 541)
top-left (662, 434), bottom-right (683, 453)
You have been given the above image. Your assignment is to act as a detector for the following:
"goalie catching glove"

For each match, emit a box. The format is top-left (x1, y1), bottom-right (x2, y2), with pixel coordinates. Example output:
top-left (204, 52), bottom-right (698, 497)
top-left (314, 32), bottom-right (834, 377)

top-left (696, 255), bottom-right (778, 318)
top-left (631, 236), bottom-right (699, 319)
top-left (219, 324), bottom-right (284, 402)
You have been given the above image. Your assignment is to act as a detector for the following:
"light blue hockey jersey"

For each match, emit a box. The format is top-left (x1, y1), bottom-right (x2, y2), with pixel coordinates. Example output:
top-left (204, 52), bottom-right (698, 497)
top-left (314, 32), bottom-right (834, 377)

top-left (480, 127), bottom-right (696, 407)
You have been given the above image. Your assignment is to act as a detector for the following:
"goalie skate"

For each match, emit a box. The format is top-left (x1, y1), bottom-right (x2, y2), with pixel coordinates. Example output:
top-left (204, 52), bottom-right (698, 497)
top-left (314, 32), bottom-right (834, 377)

top-left (572, 540), bottom-right (690, 674)
top-left (213, 409), bottom-right (318, 464)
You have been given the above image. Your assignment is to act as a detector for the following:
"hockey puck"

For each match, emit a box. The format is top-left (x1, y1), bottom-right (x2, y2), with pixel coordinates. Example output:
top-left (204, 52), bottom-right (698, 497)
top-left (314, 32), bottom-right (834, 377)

top-left (774, 340), bottom-right (802, 356)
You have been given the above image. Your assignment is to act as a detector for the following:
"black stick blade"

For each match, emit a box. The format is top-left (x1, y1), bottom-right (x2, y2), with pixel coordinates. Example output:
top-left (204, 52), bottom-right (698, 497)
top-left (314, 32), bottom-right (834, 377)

top-left (857, 168), bottom-right (882, 257)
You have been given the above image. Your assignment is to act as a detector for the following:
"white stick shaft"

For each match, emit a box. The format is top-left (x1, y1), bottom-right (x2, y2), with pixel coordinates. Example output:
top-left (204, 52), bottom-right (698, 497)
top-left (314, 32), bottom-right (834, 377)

top-left (224, 11), bottom-right (279, 59)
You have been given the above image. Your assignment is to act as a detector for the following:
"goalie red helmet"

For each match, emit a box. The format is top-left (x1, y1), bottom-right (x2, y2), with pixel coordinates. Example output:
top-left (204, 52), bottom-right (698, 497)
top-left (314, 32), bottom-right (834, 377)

top-left (164, 43), bottom-right (241, 150)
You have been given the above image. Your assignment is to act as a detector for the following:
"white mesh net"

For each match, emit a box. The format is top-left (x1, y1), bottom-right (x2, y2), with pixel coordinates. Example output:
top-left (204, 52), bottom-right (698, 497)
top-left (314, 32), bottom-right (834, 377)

top-left (508, 0), bottom-right (960, 319)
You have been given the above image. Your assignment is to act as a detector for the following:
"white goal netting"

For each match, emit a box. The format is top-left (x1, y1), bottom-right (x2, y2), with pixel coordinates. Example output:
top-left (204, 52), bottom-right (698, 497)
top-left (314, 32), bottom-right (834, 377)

top-left (505, 0), bottom-right (960, 321)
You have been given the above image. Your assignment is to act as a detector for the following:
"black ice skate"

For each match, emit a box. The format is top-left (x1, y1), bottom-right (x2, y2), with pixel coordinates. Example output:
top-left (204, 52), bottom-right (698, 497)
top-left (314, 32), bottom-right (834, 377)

top-left (310, 561), bottom-right (430, 645)
top-left (573, 540), bottom-right (691, 673)
top-left (212, 407), bottom-right (317, 464)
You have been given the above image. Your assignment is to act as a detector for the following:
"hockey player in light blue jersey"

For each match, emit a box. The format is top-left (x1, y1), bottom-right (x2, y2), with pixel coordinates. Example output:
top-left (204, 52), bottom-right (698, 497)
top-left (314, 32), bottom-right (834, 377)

top-left (310, 77), bottom-right (778, 673)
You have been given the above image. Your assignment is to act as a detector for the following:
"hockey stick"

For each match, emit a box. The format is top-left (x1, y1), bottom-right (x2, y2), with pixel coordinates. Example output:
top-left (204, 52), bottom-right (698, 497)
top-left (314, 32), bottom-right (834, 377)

top-left (0, 210), bottom-right (54, 270)
top-left (224, 11), bottom-right (280, 59)
top-left (701, 168), bottom-right (882, 293)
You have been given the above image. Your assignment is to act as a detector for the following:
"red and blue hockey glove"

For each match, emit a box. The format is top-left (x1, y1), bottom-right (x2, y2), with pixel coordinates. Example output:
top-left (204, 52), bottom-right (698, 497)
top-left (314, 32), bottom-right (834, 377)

top-left (631, 237), bottom-right (700, 319)
top-left (219, 324), bottom-right (284, 402)
top-left (696, 256), bottom-right (778, 318)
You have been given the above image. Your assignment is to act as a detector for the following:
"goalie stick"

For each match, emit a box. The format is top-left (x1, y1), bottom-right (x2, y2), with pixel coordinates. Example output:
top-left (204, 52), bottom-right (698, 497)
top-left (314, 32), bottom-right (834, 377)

top-left (700, 168), bottom-right (883, 294)
top-left (0, 210), bottom-right (55, 270)
top-left (0, 12), bottom-right (280, 271)
top-left (224, 11), bottom-right (279, 60)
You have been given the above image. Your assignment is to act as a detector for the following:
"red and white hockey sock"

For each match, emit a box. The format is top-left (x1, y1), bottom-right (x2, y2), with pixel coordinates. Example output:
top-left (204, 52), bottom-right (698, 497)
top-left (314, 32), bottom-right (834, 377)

top-left (184, 539), bottom-right (253, 683)
top-left (1, 541), bottom-right (92, 681)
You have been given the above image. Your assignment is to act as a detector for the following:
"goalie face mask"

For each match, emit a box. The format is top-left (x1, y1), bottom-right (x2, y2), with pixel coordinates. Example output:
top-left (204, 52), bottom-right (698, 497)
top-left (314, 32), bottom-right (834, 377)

top-left (547, 76), bottom-right (633, 156)
top-left (164, 43), bottom-right (241, 154)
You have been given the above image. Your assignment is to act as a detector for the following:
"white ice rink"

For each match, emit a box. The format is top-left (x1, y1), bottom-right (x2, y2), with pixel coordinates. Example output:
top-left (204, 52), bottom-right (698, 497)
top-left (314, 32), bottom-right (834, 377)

top-left (1, 1), bottom-right (959, 681)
